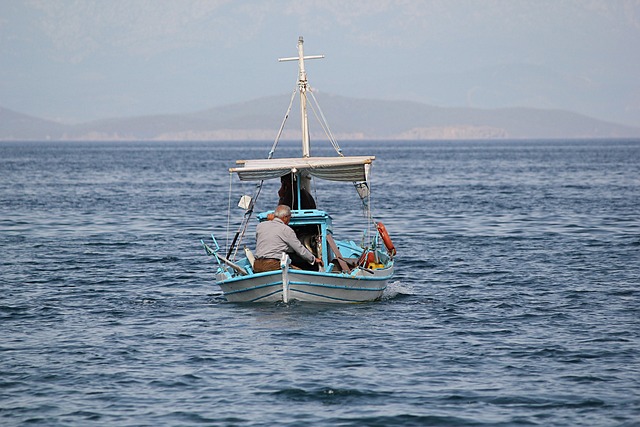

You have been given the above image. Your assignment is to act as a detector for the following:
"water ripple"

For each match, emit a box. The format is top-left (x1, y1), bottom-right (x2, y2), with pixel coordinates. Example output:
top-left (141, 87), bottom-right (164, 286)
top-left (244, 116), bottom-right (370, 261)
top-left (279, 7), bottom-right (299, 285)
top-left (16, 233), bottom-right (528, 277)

top-left (1, 140), bottom-right (639, 426)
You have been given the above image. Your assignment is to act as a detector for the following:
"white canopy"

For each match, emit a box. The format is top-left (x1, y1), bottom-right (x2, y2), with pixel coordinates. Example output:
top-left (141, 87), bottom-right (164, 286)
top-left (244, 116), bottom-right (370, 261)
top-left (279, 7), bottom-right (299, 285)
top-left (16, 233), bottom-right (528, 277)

top-left (230, 156), bottom-right (374, 182)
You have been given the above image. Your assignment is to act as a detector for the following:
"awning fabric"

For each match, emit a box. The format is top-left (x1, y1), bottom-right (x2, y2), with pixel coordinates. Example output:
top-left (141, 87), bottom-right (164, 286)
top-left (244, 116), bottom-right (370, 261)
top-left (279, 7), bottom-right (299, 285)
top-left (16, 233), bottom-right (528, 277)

top-left (229, 156), bottom-right (374, 182)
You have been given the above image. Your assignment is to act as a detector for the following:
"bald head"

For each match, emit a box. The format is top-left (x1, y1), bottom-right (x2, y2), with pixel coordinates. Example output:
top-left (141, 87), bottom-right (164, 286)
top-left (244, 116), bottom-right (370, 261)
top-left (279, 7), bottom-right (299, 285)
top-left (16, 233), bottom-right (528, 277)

top-left (274, 205), bottom-right (291, 220)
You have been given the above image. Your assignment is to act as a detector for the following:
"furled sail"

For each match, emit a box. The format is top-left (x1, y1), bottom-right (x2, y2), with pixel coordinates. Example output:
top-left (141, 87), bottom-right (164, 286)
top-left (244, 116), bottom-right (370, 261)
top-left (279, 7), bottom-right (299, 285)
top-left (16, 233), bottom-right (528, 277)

top-left (230, 156), bottom-right (374, 182)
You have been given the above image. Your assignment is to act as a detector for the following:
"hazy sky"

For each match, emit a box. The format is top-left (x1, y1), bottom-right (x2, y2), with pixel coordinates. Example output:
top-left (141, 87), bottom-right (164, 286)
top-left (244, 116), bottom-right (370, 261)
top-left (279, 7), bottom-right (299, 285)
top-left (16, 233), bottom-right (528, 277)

top-left (1, 0), bottom-right (639, 126)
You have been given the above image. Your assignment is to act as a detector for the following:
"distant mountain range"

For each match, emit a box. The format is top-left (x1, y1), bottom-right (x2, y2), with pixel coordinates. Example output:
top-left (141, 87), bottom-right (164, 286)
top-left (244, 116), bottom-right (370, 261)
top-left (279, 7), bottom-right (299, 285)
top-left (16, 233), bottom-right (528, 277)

top-left (2, 94), bottom-right (639, 141)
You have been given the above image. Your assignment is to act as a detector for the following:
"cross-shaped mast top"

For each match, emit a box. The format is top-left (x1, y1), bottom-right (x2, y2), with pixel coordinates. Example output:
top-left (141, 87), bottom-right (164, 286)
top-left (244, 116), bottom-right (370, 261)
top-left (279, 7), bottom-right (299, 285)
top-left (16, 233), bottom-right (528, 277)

top-left (278, 37), bottom-right (324, 158)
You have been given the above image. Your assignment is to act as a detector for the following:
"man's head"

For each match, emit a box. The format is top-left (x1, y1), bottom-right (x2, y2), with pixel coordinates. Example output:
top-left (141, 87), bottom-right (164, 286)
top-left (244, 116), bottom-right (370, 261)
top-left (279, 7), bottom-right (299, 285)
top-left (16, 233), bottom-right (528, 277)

top-left (274, 204), bottom-right (292, 224)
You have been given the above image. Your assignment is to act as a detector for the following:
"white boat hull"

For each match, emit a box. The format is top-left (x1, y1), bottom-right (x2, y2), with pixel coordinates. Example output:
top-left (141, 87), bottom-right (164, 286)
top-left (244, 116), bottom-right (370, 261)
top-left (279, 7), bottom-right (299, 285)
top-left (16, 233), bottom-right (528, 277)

top-left (218, 266), bottom-right (393, 303)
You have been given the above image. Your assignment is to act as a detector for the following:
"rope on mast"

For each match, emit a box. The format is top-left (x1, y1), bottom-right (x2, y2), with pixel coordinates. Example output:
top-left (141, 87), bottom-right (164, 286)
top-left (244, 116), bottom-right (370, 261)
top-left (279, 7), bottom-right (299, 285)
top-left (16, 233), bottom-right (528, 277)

top-left (308, 90), bottom-right (343, 156)
top-left (269, 87), bottom-right (298, 159)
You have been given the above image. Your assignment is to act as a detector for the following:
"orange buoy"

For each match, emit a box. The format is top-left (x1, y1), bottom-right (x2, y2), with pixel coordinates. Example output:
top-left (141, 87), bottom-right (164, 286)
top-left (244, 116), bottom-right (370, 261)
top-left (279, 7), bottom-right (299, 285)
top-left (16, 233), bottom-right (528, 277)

top-left (376, 222), bottom-right (396, 256)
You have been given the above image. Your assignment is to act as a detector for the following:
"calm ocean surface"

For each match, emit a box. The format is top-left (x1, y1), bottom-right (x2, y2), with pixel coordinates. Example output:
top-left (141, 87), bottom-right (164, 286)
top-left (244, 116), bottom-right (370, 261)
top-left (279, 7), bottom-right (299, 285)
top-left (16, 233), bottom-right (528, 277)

top-left (1, 139), bottom-right (639, 426)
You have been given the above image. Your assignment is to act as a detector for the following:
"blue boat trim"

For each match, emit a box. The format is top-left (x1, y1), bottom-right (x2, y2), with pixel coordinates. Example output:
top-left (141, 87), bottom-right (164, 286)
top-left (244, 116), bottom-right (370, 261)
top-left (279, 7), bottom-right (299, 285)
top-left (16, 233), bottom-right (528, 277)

top-left (287, 269), bottom-right (393, 281)
top-left (219, 268), bottom-right (392, 287)
top-left (221, 270), bottom-right (280, 285)
top-left (222, 279), bottom-right (386, 296)
top-left (223, 280), bottom-right (281, 295)
top-left (249, 289), bottom-right (283, 302)
top-left (289, 288), bottom-right (385, 302)
top-left (288, 280), bottom-right (387, 292)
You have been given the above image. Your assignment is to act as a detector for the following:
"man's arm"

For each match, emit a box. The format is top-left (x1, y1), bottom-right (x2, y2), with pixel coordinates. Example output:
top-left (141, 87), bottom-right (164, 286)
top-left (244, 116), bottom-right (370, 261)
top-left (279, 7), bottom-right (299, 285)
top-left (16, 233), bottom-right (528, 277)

top-left (281, 227), bottom-right (315, 264)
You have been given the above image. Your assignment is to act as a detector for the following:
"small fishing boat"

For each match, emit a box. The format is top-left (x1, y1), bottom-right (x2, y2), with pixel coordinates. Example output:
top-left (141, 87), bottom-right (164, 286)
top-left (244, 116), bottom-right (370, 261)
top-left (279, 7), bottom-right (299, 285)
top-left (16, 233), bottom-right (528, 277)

top-left (201, 37), bottom-right (396, 303)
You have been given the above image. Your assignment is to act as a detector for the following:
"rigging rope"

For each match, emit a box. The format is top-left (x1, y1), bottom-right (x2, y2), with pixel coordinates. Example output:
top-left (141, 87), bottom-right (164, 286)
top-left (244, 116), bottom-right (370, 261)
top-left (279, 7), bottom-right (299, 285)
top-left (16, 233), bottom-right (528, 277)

top-left (225, 87), bottom-right (298, 260)
top-left (226, 172), bottom-right (233, 253)
top-left (307, 90), bottom-right (375, 235)
top-left (270, 87), bottom-right (298, 159)
top-left (308, 89), bottom-right (375, 243)
top-left (230, 181), bottom-right (262, 260)
top-left (308, 90), bottom-right (343, 156)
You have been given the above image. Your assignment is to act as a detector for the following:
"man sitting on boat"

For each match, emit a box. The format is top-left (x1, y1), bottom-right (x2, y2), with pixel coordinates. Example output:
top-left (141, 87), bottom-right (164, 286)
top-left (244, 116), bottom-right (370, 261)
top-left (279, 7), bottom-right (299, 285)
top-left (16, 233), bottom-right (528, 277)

top-left (253, 205), bottom-right (323, 273)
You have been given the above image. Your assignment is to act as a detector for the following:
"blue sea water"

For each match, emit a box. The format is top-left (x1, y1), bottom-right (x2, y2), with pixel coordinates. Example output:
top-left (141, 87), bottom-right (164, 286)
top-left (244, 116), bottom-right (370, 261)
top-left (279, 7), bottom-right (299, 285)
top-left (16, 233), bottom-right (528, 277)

top-left (1, 139), bottom-right (639, 426)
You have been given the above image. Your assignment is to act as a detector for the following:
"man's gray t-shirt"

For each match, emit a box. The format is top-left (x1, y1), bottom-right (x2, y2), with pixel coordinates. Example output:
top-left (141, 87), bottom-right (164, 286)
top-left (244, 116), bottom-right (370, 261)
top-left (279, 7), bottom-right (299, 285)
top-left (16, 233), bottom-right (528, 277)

top-left (254, 218), bottom-right (315, 263)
